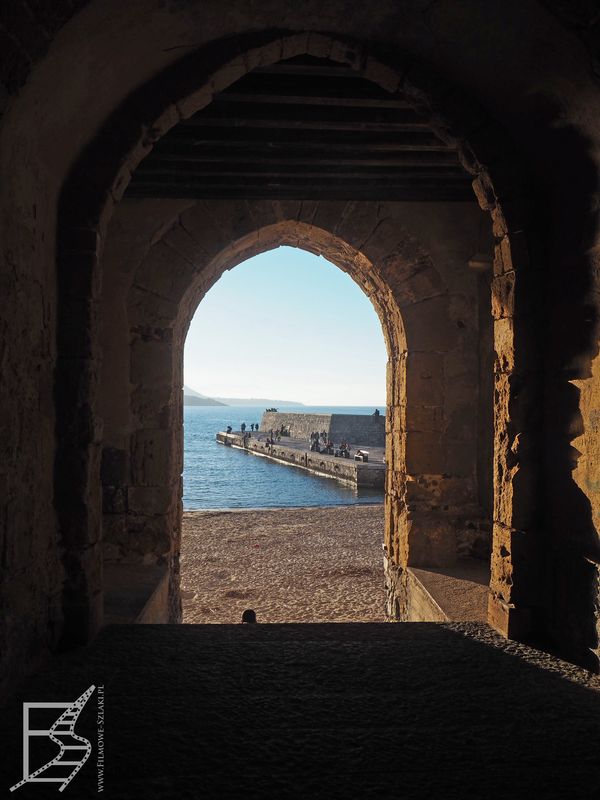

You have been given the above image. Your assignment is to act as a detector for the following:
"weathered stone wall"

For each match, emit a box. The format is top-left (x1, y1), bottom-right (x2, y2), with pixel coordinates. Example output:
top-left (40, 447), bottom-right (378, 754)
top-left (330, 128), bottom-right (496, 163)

top-left (260, 413), bottom-right (332, 439)
top-left (260, 412), bottom-right (386, 447)
top-left (329, 415), bottom-right (386, 448)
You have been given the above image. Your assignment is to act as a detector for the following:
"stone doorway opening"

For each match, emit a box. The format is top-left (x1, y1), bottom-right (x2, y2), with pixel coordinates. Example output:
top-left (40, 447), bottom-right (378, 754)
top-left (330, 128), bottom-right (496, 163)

top-left (99, 202), bottom-right (494, 628)
top-left (56, 33), bottom-right (541, 657)
top-left (179, 245), bottom-right (388, 623)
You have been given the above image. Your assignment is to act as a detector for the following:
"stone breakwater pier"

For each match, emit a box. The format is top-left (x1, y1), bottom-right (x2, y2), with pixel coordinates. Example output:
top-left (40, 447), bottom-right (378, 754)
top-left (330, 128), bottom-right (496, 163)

top-left (216, 412), bottom-right (386, 489)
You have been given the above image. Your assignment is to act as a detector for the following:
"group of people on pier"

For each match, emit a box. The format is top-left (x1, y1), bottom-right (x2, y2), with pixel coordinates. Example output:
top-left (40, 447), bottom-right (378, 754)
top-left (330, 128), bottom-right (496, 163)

top-left (264, 425), bottom-right (290, 445)
top-left (239, 422), bottom-right (260, 434)
top-left (309, 431), bottom-right (350, 458)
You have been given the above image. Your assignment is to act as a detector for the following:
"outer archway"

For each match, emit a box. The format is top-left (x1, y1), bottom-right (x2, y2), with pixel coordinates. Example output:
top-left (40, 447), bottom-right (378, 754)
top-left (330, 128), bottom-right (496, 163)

top-left (6, 4), bottom-right (600, 699)
top-left (54, 30), bottom-right (548, 666)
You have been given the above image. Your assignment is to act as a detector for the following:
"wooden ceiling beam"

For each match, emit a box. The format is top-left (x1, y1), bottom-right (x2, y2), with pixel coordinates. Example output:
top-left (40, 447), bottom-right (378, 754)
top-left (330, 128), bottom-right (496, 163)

top-left (134, 165), bottom-right (468, 180)
top-left (217, 91), bottom-right (413, 109)
top-left (186, 117), bottom-right (431, 132)
top-left (185, 103), bottom-right (431, 132)
top-left (144, 152), bottom-right (461, 167)
top-left (125, 186), bottom-right (474, 201)
top-left (164, 134), bottom-right (451, 151)
top-left (128, 176), bottom-right (472, 190)
top-left (167, 125), bottom-right (450, 146)
top-left (127, 56), bottom-right (470, 202)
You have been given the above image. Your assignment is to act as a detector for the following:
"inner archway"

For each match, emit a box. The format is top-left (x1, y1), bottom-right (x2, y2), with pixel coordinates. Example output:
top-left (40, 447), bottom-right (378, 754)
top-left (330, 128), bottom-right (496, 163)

top-left (99, 200), bottom-right (494, 628)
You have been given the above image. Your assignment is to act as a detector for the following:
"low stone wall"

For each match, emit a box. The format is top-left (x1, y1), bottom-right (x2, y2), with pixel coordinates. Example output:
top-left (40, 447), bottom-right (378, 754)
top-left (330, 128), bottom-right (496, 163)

top-left (104, 563), bottom-right (169, 624)
top-left (217, 432), bottom-right (385, 489)
top-left (384, 555), bottom-right (447, 622)
top-left (260, 412), bottom-right (332, 440)
top-left (384, 551), bottom-right (490, 622)
top-left (329, 414), bottom-right (385, 447)
top-left (260, 412), bottom-right (385, 446)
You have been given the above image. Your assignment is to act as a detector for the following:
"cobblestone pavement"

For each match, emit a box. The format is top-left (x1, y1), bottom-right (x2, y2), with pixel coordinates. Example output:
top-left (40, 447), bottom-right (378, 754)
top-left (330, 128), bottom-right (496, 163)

top-left (1, 623), bottom-right (599, 799)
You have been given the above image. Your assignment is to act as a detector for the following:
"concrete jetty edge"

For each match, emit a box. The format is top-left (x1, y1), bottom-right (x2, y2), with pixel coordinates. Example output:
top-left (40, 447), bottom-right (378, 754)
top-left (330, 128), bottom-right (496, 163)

top-left (216, 431), bottom-right (385, 489)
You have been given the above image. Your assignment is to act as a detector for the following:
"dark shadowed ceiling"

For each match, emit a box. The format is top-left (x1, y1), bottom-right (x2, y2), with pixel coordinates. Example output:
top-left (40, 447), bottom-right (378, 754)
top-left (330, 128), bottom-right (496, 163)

top-left (125, 56), bottom-right (474, 202)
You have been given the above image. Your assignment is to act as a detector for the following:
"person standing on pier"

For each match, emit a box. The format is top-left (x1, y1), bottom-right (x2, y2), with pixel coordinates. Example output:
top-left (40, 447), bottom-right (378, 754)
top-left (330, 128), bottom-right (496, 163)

top-left (241, 422), bottom-right (246, 433)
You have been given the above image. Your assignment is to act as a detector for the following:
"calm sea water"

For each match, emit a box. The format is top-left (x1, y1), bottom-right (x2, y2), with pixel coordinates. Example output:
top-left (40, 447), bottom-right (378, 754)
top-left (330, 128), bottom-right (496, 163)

top-left (183, 405), bottom-right (385, 509)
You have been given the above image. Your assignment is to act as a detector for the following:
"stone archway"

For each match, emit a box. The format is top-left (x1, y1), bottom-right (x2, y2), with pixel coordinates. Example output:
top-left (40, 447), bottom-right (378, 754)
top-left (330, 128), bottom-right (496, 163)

top-left (97, 197), bottom-right (495, 625)
top-left (4, 0), bottom-right (600, 707)
top-left (55, 31), bottom-right (542, 658)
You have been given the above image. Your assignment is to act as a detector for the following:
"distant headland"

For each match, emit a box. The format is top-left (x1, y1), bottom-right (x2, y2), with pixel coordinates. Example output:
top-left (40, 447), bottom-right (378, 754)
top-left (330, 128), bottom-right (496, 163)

top-left (183, 386), bottom-right (227, 406)
top-left (183, 385), bottom-right (305, 407)
top-left (213, 397), bottom-right (306, 407)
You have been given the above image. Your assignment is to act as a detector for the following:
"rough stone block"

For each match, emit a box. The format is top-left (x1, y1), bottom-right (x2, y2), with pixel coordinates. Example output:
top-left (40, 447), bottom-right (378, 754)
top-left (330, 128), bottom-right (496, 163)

top-left (128, 486), bottom-right (175, 516)
top-left (125, 514), bottom-right (174, 559)
top-left (244, 39), bottom-right (284, 71)
top-left (406, 513), bottom-right (458, 567)
top-left (280, 32), bottom-right (310, 61)
top-left (330, 39), bottom-right (365, 70)
top-left (401, 297), bottom-right (458, 351)
top-left (405, 404), bottom-right (444, 432)
top-left (306, 32), bottom-right (333, 60)
top-left (211, 56), bottom-right (247, 94)
top-left (494, 317), bottom-right (516, 373)
top-left (102, 514), bottom-right (128, 546)
top-left (406, 352), bottom-right (444, 405)
top-left (492, 271), bottom-right (515, 319)
top-left (176, 85), bottom-right (213, 120)
top-left (405, 473), bottom-right (446, 509)
top-left (130, 335), bottom-right (173, 387)
top-left (128, 285), bottom-right (179, 327)
top-left (101, 447), bottom-right (129, 486)
top-left (472, 174), bottom-right (496, 211)
top-left (131, 428), bottom-right (175, 486)
top-left (131, 383), bottom-right (174, 429)
top-left (395, 265), bottom-right (444, 306)
top-left (444, 437), bottom-right (475, 478)
top-left (406, 431), bottom-right (445, 473)
top-left (336, 203), bottom-right (382, 252)
top-left (310, 201), bottom-right (348, 239)
top-left (364, 56), bottom-right (400, 93)
top-left (178, 203), bottom-right (234, 256)
top-left (493, 457), bottom-right (539, 532)
top-left (136, 240), bottom-right (196, 303)
top-left (102, 486), bottom-right (127, 515)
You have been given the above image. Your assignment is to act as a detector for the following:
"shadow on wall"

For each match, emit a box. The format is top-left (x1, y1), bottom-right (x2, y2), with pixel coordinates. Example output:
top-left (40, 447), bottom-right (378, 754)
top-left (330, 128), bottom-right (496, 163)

top-left (537, 96), bottom-right (600, 670)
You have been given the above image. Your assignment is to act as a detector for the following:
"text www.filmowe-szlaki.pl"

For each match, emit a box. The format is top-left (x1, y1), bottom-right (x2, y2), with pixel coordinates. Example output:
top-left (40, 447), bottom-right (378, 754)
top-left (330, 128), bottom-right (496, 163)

top-left (97, 685), bottom-right (105, 792)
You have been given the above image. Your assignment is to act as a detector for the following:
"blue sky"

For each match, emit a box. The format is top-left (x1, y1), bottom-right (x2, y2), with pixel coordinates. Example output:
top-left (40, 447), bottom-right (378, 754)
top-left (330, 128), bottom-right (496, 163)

top-left (184, 246), bottom-right (387, 405)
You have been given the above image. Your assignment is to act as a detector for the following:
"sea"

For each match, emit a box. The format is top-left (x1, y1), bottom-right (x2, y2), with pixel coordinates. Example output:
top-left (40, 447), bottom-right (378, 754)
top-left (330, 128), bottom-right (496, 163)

top-left (183, 405), bottom-right (385, 510)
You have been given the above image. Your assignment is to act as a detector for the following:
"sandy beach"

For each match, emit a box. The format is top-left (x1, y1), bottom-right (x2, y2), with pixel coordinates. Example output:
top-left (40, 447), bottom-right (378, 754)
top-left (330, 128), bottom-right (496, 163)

top-left (181, 504), bottom-right (385, 623)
